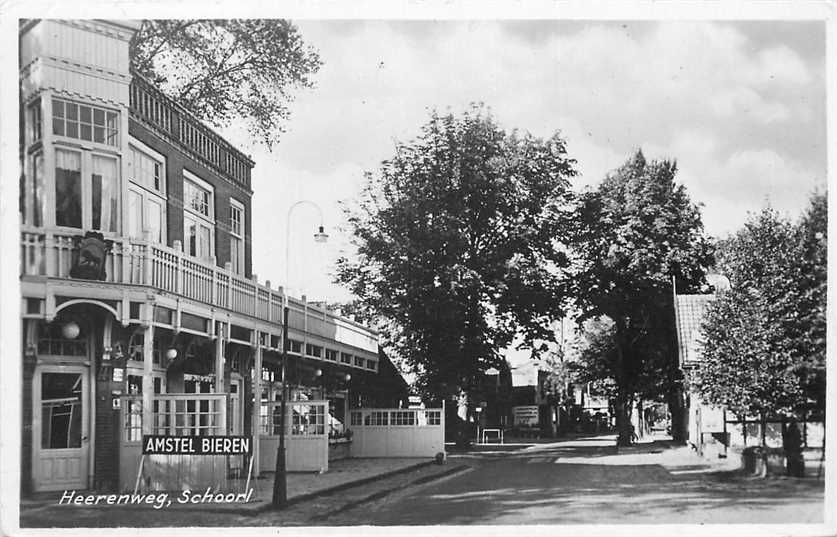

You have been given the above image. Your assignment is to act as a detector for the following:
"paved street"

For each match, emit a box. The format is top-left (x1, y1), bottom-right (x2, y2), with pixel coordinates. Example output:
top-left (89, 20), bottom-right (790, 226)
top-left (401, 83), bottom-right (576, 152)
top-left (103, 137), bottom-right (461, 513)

top-left (327, 435), bottom-right (825, 526)
top-left (18, 434), bottom-right (824, 528)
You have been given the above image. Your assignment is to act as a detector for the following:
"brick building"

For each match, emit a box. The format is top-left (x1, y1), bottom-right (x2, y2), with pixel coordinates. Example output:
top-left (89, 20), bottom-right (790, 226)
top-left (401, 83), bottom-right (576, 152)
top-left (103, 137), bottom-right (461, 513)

top-left (18, 19), bottom-right (389, 493)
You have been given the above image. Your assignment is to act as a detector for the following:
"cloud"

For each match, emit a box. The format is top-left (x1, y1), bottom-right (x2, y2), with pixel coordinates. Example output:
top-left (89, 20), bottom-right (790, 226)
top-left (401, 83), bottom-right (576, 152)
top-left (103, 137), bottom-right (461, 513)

top-left (232, 20), bottom-right (824, 301)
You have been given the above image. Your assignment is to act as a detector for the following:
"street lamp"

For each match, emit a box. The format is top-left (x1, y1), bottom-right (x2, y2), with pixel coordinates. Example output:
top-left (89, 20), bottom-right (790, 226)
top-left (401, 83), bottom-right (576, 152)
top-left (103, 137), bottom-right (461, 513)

top-left (285, 200), bottom-right (329, 297)
top-left (273, 200), bottom-right (329, 508)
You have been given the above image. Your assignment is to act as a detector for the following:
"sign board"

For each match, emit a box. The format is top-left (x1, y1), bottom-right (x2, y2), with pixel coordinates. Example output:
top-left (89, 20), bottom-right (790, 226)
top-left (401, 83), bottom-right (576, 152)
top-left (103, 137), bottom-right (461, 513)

top-left (142, 435), bottom-right (252, 455)
top-left (512, 406), bottom-right (539, 427)
top-left (700, 405), bottom-right (725, 433)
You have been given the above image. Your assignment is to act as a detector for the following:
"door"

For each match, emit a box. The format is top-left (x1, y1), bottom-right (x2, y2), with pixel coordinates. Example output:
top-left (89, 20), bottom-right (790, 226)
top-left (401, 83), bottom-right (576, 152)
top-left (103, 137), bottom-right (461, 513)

top-left (33, 365), bottom-right (89, 491)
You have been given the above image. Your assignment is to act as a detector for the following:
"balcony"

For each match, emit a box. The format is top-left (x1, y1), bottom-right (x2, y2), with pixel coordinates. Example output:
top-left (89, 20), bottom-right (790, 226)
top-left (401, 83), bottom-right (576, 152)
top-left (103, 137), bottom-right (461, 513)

top-left (129, 73), bottom-right (254, 190)
top-left (20, 228), bottom-right (378, 355)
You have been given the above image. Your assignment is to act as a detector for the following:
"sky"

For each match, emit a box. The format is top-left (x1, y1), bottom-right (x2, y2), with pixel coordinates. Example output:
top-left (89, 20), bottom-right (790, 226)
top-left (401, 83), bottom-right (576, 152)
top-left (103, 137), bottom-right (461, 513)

top-left (225, 20), bottom-right (826, 384)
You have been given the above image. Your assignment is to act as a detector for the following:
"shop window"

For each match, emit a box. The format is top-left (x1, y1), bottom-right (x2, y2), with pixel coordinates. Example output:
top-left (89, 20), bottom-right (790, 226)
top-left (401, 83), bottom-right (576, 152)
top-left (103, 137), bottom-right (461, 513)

top-left (37, 321), bottom-right (87, 356)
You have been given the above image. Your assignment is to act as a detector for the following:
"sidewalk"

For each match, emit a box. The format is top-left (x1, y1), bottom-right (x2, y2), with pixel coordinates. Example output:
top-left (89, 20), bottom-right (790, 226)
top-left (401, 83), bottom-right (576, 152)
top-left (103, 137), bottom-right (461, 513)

top-left (20, 456), bottom-right (438, 518)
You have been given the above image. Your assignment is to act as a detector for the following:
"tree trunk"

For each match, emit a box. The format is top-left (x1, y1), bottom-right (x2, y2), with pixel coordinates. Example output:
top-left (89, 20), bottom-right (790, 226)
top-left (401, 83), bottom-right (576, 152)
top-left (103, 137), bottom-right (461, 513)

top-left (782, 419), bottom-right (805, 477)
top-left (614, 393), bottom-right (633, 446)
top-left (667, 388), bottom-right (688, 444)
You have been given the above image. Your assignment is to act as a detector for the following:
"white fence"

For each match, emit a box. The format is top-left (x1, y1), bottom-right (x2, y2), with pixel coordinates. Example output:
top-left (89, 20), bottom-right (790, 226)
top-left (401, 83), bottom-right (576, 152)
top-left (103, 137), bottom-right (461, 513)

top-left (259, 400), bottom-right (329, 473)
top-left (348, 406), bottom-right (445, 458)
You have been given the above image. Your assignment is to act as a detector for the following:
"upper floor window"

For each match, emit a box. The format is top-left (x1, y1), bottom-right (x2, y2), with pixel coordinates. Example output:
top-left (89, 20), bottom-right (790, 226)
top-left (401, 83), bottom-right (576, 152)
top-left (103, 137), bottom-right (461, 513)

top-left (127, 141), bottom-right (167, 243)
top-left (184, 177), bottom-right (212, 219)
top-left (130, 146), bottom-right (165, 194)
top-left (183, 171), bottom-right (214, 260)
top-left (230, 199), bottom-right (245, 275)
top-left (52, 98), bottom-right (119, 147)
top-left (27, 99), bottom-right (42, 145)
top-left (54, 148), bottom-right (119, 232)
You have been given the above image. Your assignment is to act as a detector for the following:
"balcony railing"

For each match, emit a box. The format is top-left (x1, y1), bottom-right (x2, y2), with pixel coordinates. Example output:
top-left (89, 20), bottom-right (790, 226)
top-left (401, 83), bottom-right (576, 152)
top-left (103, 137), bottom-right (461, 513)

top-left (20, 228), bottom-right (378, 354)
top-left (129, 73), bottom-right (254, 189)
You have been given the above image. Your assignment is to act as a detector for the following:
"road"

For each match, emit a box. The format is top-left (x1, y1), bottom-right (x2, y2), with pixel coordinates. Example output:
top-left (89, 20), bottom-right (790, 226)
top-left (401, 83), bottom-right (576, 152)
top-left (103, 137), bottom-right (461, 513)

top-left (18, 435), bottom-right (825, 528)
top-left (325, 435), bottom-right (825, 526)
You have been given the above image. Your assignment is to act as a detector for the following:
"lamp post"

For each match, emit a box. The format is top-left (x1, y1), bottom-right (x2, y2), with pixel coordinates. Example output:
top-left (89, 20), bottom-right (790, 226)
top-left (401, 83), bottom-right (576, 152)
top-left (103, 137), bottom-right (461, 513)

top-left (285, 200), bottom-right (329, 298)
top-left (273, 201), bottom-right (328, 508)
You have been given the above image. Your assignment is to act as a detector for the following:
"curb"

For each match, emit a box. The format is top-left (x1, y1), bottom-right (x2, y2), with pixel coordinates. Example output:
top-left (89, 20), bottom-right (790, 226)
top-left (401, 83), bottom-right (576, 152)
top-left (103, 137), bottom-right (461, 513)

top-left (241, 459), bottom-right (438, 515)
top-left (311, 464), bottom-right (472, 521)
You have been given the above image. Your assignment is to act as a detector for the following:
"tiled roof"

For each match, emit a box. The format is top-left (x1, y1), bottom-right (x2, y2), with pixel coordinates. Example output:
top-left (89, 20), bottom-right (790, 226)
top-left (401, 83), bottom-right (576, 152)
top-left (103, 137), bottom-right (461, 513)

top-left (674, 294), bottom-right (715, 365)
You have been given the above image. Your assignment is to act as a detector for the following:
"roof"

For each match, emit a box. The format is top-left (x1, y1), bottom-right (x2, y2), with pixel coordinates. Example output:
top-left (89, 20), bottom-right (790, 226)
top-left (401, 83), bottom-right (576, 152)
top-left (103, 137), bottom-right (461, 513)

top-left (674, 294), bottom-right (715, 366)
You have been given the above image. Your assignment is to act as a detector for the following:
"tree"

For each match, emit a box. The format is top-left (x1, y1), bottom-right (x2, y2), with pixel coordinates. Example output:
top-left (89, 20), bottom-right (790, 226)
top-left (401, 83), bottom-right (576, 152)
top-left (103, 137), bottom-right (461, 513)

top-left (336, 105), bottom-right (577, 441)
top-left (691, 193), bottom-right (826, 476)
top-left (569, 151), bottom-right (713, 446)
top-left (131, 20), bottom-right (322, 149)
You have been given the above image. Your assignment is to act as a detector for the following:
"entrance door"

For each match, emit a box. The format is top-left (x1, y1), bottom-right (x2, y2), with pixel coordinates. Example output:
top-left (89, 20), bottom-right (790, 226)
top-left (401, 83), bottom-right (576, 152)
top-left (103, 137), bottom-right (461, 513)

top-left (33, 365), bottom-right (89, 491)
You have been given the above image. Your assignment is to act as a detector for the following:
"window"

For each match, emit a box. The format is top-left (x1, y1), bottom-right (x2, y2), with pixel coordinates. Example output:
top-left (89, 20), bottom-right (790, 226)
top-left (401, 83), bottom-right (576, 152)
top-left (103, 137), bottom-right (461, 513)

top-left (230, 199), bottom-right (245, 274)
top-left (325, 349), bottom-right (338, 362)
top-left (354, 356), bottom-right (365, 368)
top-left (55, 149), bottom-right (82, 228)
top-left (290, 403), bottom-right (326, 435)
top-left (54, 148), bottom-right (120, 232)
top-left (28, 99), bottom-right (42, 144)
top-left (130, 147), bottom-right (164, 194)
top-left (23, 152), bottom-right (44, 227)
top-left (366, 360), bottom-right (378, 371)
top-left (341, 352), bottom-right (352, 364)
top-left (41, 373), bottom-right (83, 449)
top-left (127, 143), bottom-right (166, 243)
top-left (306, 344), bottom-right (322, 358)
top-left (390, 411), bottom-right (416, 426)
top-left (52, 98), bottom-right (119, 147)
top-left (183, 173), bottom-right (214, 260)
top-left (91, 155), bottom-right (118, 232)
top-left (288, 340), bottom-right (302, 354)
top-left (364, 411), bottom-right (388, 426)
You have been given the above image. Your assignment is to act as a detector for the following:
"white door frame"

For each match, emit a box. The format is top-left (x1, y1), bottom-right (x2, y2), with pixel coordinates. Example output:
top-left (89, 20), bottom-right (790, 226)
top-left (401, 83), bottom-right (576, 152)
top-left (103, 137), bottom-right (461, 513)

top-left (32, 362), bottom-right (91, 492)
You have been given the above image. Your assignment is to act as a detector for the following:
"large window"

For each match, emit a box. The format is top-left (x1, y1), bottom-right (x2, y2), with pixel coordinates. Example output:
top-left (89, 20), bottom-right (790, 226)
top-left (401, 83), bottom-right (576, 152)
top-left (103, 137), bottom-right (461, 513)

top-left (54, 148), bottom-right (119, 232)
top-left (22, 152), bottom-right (45, 227)
top-left (52, 98), bottom-right (119, 147)
top-left (127, 143), bottom-right (166, 243)
top-left (55, 149), bottom-right (82, 228)
top-left (183, 172), bottom-right (214, 260)
top-left (230, 199), bottom-right (245, 274)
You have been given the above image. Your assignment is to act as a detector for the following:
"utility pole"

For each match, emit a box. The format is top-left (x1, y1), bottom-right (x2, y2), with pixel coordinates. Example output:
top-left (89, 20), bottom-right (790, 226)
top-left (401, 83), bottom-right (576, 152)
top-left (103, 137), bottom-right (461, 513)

top-left (272, 304), bottom-right (289, 507)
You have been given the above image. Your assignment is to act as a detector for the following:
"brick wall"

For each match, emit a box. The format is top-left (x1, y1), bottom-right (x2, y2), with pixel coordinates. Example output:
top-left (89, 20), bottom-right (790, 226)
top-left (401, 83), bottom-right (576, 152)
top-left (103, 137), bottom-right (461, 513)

top-left (129, 119), bottom-right (254, 278)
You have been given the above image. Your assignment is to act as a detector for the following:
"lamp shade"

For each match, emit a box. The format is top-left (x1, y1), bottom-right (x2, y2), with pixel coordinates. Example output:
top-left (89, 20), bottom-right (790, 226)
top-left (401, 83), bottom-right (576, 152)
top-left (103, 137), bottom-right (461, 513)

top-left (61, 321), bottom-right (80, 340)
top-left (166, 348), bottom-right (178, 360)
top-left (314, 226), bottom-right (329, 243)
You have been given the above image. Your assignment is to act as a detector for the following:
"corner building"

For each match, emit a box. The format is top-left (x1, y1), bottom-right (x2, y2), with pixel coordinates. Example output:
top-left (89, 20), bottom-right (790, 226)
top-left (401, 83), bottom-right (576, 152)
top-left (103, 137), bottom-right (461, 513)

top-left (19, 19), bottom-right (392, 493)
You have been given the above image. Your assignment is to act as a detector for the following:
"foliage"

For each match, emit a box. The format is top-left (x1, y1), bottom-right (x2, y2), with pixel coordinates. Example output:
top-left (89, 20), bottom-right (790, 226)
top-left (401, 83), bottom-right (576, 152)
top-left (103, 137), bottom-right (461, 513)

top-left (130, 20), bottom-right (322, 149)
top-left (336, 105), bottom-right (577, 400)
top-left (569, 150), bottom-right (713, 444)
top-left (692, 193), bottom-right (827, 419)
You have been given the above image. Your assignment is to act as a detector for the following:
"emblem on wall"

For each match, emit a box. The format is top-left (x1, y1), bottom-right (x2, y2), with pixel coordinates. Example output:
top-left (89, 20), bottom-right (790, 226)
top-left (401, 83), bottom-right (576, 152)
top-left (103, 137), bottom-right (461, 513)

top-left (70, 231), bottom-right (112, 281)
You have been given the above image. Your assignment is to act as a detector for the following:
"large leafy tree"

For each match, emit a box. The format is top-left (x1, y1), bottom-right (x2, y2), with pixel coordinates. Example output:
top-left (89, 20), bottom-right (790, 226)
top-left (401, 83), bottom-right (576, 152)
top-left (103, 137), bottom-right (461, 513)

top-left (336, 105), bottom-right (577, 433)
top-left (691, 194), bottom-right (826, 475)
top-left (131, 20), bottom-right (322, 149)
top-left (570, 151), bottom-right (713, 446)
